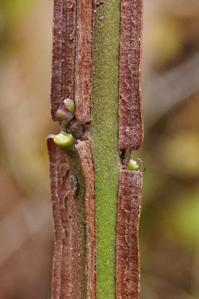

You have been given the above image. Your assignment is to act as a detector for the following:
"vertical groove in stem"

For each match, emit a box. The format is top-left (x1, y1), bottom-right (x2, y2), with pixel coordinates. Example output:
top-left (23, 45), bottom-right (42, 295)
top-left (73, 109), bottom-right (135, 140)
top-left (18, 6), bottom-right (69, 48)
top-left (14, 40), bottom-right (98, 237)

top-left (91, 1), bottom-right (120, 298)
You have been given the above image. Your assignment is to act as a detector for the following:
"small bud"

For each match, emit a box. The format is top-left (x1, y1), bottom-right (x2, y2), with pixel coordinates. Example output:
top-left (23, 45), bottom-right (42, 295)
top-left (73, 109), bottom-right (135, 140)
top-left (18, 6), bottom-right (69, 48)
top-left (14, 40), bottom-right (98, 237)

top-left (63, 98), bottom-right (75, 113)
top-left (53, 131), bottom-right (74, 148)
top-left (55, 109), bottom-right (68, 121)
top-left (127, 159), bottom-right (140, 171)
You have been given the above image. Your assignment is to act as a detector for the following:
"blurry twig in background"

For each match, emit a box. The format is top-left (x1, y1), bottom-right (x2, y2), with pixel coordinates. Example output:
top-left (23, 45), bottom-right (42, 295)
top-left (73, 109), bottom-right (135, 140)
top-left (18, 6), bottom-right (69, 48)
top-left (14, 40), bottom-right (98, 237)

top-left (144, 53), bottom-right (199, 127)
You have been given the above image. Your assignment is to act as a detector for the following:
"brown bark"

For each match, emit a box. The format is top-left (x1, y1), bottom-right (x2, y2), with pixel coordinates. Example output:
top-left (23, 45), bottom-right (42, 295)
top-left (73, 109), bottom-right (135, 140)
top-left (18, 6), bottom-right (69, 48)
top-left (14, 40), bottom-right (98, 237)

top-left (116, 169), bottom-right (143, 299)
top-left (47, 137), bottom-right (87, 299)
top-left (49, 0), bottom-right (95, 298)
top-left (119, 0), bottom-right (144, 150)
top-left (75, 0), bottom-right (94, 124)
top-left (51, 0), bottom-right (77, 120)
top-left (76, 140), bottom-right (96, 299)
top-left (49, 0), bottom-right (143, 297)
top-left (117, 2), bottom-right (144, 295)
top-left (51, 0), bottom-right (94, 123)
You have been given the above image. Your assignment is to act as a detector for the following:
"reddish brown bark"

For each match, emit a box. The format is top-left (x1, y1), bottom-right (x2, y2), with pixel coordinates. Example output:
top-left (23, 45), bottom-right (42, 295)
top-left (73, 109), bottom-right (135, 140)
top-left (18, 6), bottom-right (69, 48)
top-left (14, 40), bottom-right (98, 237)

top-left (119, 0), bottom-right (144, 150)
top-left (76, 140), bottom-right (96, 299)
top-left (116, 169), bottom-right (143, 299)
top-left (50, 0), bottom-right (95, 297)
top-left (51, 0), bottom-right (94, 123)
top-left (47, 137), bottom-right (86, 299)
top-left (50, 0), bottom-right (143, 297)
top-left (51, 0), bottom-right (77, 120)
top-left (75, 0), bottom-right (94, 124)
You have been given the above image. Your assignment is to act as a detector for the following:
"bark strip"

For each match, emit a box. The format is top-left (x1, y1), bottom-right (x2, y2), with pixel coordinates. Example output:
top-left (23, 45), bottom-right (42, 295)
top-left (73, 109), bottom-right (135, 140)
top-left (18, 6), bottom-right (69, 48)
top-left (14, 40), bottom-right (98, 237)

top-left (51, 0), bottom-right (77, 120)
top-left (76, 139), bottom-right (96, 299)
top-left (47, 137), bottom-right (86, 299)
top-left (75, 0), bottom-right (94, 124)
top-left (116, 169), bottom-right (143, 299)
top-left (119, 0), bottom-right (143, 150)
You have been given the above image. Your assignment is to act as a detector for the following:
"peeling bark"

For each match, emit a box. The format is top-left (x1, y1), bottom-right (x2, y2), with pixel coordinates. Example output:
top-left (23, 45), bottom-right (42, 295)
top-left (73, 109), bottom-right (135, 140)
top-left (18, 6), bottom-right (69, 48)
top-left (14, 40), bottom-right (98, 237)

top-left (47, 137), bottom-right (86, 299)
top-left (119, 0), bottom-right (144, 150)
top-left (116, 170), bottom-right (143, 299)
top-left (50, 0), bottom-right (95, 297)
top-left (76, 139), bottom-right (96, 299)
top-left (51, 0), bottom-right (94, 123)
top-left (51, 0), bottom-right (77, 120)
top-left (117, 2), bottom-right (144, 294)
top-left (75, 0), bottom-right (94, 124)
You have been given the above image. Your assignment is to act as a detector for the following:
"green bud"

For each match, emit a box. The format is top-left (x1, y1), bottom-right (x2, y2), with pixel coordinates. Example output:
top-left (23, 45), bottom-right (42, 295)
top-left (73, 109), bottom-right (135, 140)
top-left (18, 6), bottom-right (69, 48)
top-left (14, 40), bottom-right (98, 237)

top-left (53, 131), bottom-right (74, 148)
top-left (127, 159), bottom-right (140, 171)
top-left (63, 98), bottom-right (75, 113)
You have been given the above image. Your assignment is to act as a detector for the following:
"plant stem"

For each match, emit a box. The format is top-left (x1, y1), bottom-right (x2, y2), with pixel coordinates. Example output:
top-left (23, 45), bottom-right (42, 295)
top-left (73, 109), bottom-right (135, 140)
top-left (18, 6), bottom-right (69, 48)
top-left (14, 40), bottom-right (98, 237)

top-left (91, 1), bottom-right (120, 298)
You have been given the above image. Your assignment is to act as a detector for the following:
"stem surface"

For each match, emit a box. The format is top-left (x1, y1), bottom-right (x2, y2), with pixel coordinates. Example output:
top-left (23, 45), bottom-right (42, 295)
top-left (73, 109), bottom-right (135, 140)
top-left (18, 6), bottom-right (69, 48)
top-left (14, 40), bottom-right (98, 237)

top-left (91, 2), bottom-right (120, 298)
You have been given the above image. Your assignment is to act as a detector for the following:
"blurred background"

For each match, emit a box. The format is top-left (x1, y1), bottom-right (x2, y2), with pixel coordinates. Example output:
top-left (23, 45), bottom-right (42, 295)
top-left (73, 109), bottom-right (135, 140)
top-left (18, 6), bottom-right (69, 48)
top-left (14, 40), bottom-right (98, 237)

top-left (0, 0), bottom-right (199, 298)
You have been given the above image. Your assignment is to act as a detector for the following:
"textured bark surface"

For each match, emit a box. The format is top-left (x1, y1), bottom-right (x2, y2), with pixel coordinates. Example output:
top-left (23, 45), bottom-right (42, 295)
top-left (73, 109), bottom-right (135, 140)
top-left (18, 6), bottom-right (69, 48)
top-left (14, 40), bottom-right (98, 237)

top-left (116, 170), bottom-right (143, 299)
top-left (117, 2), bottom-right (144, 296)
top-left (75, 0), bottom-right (94, 124)
top-left (51, 0), bottom-right (93, 122)
top-left (119, 0), bottom-right (143, 150)
top-left (49, 0), bottom-right (143, 297)
top-left (49, 0), bottom-right (95, 298)
top-left (76, 140), bottom-right (96, 299)
top-left (51, 0), bottom-right (76, 120)
top-left (47, 137), bottom-right (87, 299)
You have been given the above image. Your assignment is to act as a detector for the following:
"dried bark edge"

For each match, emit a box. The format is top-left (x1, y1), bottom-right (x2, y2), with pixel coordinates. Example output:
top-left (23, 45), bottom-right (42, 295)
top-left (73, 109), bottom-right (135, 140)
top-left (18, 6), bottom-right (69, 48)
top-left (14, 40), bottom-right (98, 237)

top-left (116, 169), bottom-right (143, 299)
top-left (47, 137), bottom-right (86, 299)
top-left (51, 0), bottom-right (77, 120)
top-left (119, 0), bottom-right (144, 150)
top-left (76, 139), bottom-right (96, 299)
top-left (75, 0), bottom-right (94, 124)
top-left (51, 0), bottom-right (94, 124)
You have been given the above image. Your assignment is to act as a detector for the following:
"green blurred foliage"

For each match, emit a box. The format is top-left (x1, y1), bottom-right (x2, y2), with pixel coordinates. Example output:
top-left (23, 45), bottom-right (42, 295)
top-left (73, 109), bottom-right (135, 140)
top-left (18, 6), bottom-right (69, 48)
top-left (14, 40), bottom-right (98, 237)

top-left (0, 0), bottom-right (34, 23)
top-left (147, 18), bottom-right (184, 67)
top-left (169, 190), bottom-right (199, 245)
top-left (161, 132), bottom-right (199, 178)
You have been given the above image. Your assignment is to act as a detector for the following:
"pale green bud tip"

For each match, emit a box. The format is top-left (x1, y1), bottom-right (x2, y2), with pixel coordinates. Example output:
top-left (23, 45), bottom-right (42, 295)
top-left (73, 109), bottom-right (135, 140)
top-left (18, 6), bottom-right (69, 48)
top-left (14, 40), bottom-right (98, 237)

top-left (53, 131), bottom-right (74, 148)
top-left (63, 98), bottom-right (75, 113)
top-left (127, 159), bottom-right (140, 171)
top-left (55, 109), bottom-right (68, 120)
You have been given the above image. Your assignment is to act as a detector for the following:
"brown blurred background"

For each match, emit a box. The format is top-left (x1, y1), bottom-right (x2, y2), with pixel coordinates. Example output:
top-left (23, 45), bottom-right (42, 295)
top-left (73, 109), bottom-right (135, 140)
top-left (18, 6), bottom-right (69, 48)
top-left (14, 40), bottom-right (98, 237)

top-left (0, 0), bottom-right (199, 298)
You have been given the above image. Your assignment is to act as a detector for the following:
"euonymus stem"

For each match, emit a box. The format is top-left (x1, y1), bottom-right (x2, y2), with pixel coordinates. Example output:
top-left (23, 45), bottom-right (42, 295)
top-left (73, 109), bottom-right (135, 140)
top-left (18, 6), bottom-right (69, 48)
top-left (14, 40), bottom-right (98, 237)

top-left (49, 0), bottom-right (143, 298)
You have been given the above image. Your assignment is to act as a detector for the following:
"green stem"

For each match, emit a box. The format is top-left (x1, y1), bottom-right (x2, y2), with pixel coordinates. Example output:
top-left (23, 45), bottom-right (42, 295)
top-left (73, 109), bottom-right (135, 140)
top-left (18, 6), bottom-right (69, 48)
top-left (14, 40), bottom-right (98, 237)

top-left (91, 1), bottom-right (120, 298)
